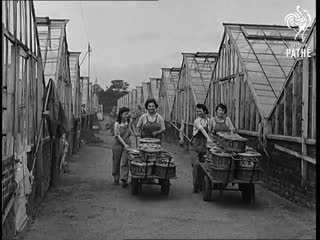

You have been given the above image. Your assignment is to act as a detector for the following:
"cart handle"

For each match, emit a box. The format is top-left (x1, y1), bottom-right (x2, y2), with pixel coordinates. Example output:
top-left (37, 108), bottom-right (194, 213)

top-left (250, 161), bottom-right (256, 184)
top-left (164, 157), bottom-right (172, 179)
top-left (144, 154), bottom-right (149, 179)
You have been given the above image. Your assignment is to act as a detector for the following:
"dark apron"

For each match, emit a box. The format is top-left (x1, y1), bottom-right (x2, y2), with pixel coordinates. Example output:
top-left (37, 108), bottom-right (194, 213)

top-left (214, 117), bottom-right (229, 133)
top-left (191, 125), bottom-right (209, 154)
top-left (141, 115), bottom-right (161, 139)
top-left (113, 122), bottom-right (131, 147)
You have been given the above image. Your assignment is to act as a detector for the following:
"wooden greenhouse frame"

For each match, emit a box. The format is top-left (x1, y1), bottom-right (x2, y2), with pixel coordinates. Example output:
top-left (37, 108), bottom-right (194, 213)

top-left (136, 86), bottom-right (143, 109)
top-left (158, 67), bottom-right (180, 122)
top-left (2, 0), bottom-right (47, 234)
top-left (36, 17), bottom-right (72, 127)
top-left (141, 82), bottom-right (150, 110)
top-left (268, 21), bottom-right (316, 187)
top-left (148, 77), bottom-right (161, 102)
top-left (204, 22), bottom-right (316, 205)
top-left (68, 51), bottom-right (81, 153)
top-left (171, 52), bottom-right (218, 138)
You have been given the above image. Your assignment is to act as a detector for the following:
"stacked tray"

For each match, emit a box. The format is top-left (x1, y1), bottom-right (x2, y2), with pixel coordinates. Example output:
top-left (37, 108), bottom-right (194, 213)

top-left (233, 150), bottom-right (261, 181)
top-left (139, 138), bottom-right (161, 146)
top-left (127, 148), bottom-right (141, 162)
top-left (130, 160), bottom-right (153, 176)
top-left (215, 132), bottom-right (247, 153)
top-left (209, 149), bottom-right (234, 181)
top-left (154, 159), bottom-right (176, 178)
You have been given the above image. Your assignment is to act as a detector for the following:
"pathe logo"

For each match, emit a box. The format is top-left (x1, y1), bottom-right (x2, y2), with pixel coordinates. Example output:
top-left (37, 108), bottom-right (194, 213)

top-left (285, 6), bottom-right (313, 58)
top-left (285, 5), bottom-right (312, 41)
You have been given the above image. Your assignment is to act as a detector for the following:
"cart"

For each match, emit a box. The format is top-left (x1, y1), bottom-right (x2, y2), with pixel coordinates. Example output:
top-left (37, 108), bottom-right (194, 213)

top-left (130, 154), bottom-right (176, 196)
top-left (199, 160), bottom-right (262, 204)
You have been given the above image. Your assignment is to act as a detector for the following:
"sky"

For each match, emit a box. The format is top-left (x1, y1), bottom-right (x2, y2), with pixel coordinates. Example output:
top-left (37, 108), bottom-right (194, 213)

top-left (33, 0), bottom-right (315, 90)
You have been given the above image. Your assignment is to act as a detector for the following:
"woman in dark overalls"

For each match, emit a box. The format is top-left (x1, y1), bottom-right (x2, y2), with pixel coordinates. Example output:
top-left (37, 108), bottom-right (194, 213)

top-left (209, 103), bottom-right (235, 135)
top-left (112, 107), bottom-right (133, 187)
top-left (191, 104), bottom-right (213, 193)
top-left (136, 99), bottom-right (165, 140)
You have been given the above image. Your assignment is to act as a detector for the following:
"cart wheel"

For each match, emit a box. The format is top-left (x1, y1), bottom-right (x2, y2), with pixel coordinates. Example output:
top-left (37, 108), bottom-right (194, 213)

top-left (203, 175), bottom-right (212, 201)
top-left (131, 179), bottom-right (139, 195)
top-left (160, 179), bottom-right (170, 195)
top-left (241, 183), bottom-right (255, 204)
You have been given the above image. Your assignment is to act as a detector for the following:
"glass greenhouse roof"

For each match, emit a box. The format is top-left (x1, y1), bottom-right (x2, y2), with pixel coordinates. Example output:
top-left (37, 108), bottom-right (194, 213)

top-left (225, 23), bottom-right (308, 117)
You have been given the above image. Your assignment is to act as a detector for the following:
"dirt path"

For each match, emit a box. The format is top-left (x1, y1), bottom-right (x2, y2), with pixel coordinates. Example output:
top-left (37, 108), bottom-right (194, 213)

top-left (19, 131), bottom-right (316, 240)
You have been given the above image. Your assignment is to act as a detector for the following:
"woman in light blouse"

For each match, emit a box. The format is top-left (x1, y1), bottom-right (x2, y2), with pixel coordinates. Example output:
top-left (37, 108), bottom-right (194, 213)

top-left (112, 107), bottom-right (133, 187)
top-left (191, 103), bottom-right (213, 193)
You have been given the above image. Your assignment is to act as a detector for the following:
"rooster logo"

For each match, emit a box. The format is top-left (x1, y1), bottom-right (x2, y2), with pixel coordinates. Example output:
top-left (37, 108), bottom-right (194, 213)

top-left (285, 6), bottom-right (312, 41)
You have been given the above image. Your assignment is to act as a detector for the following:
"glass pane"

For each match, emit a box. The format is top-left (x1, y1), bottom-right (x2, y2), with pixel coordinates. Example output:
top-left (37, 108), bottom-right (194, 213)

top-left (243, 61), bottom-right (262, 71)
top-left (2, 1), bottom-right (6, 27)
top-left (233, 32), bottom-right (246, 42)
top-left (275, 57), bottom-right (295, 67)
top-left (278, 29), bottom-right (297, 38)
top-left (262, 65), bottom-right (285, 78)
top-left (256, 89), bottom-right (275, 97)
top-left (245, 27), bottom-right (264, 36)
top-left (250, 42), bottom-right (272, 54)
top-left (282, 66), bottom-right (292, 76)
top-left (228, 26), bottom-right (241, 31)
top-left (26, 1), bottom-right (30, 50)
top-left (248, 71), bottom-right (269, 85)
top-left (269, 44), bottom-right (288, 55)
top-left (50, 39), bottom-right (60, 49)
top-left (9, 1), bottom-right (14, 33)
top-left (22, 1), bottom-right (26, 44)
top-left (50, 27), bottom-right (61, 38)
top-left (240, 52), bottom-right (256, 61)
top-left (269, 79), bottom-right (286, 93)
top-left (3, 39), bottom-right (8, 87)
top-left (16, 2), bottom-right (21, 38)
top-left (238, 41), bottom-right (252, 52)
top-left (256, 54), bottom-right (279, 65)
top-left (262, 28), bottom-right (281, 37)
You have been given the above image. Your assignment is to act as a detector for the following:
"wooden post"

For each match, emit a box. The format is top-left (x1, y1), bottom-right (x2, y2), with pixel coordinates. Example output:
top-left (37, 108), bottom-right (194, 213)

top-left (292, 69), bottom-right (297, 136)
top-left (245, 81), bottom-right (250, 130)
top-left (234, 75), bottom-right (240, 130)
top-left (275, 104), bottom-right (279, 134)
top-left (301, 57), bottom-right (309, 187)
top-left (283, 86), bottom-right (288, 135)
top-left (239, 77), bottom-right (244, 129)
top-left (311, 57), bottom-right (316, 139)
top-left (250, 93), bottom-right (255, 131)
top-left (255, 106), bottom-right (260, 132)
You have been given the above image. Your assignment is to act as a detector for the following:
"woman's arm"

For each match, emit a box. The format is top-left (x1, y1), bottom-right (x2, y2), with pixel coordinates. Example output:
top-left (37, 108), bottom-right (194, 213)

top-left (195, 118), bottom-right (212, 142)
top-left (135, 115), bottom-right (144, 136)
top-left (114, 122), bottom-right (129, 148)
top-left (226, 117), bottom-right (235, 133)
top-left (153, 115), bottom-right (166, 136)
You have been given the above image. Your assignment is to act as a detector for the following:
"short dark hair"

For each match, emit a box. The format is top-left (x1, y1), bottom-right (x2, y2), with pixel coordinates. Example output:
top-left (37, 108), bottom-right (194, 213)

top-left (196, 103), bottom-right (208, 114)
top-left (145, 98), bottom-right (158, 109)
top-left (215, 103), bottom-right (227, 114)
top-left (117, 107), bottom-right (130, 123)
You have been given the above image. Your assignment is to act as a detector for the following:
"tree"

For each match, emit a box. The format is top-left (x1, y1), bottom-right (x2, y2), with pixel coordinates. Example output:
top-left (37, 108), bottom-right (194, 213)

top-left (99, 80), bottom-right (129, 113)
top-left (108, 80), bottom-right (129, 92)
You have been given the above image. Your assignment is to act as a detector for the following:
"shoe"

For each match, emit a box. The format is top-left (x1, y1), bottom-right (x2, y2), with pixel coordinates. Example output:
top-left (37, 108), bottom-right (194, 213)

top-left (121, 179), bottom-right (128, 188)
top-left (193, 187), bottom-right (199, 193)
top-left (114, 178), bottom-right (120, 185)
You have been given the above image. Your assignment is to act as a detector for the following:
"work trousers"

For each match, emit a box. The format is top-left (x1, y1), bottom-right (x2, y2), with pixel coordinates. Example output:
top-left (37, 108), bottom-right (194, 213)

top-left (191, 152), bottom-right (206, 190)
top-left (112, 143), bottom-right (130, 181)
